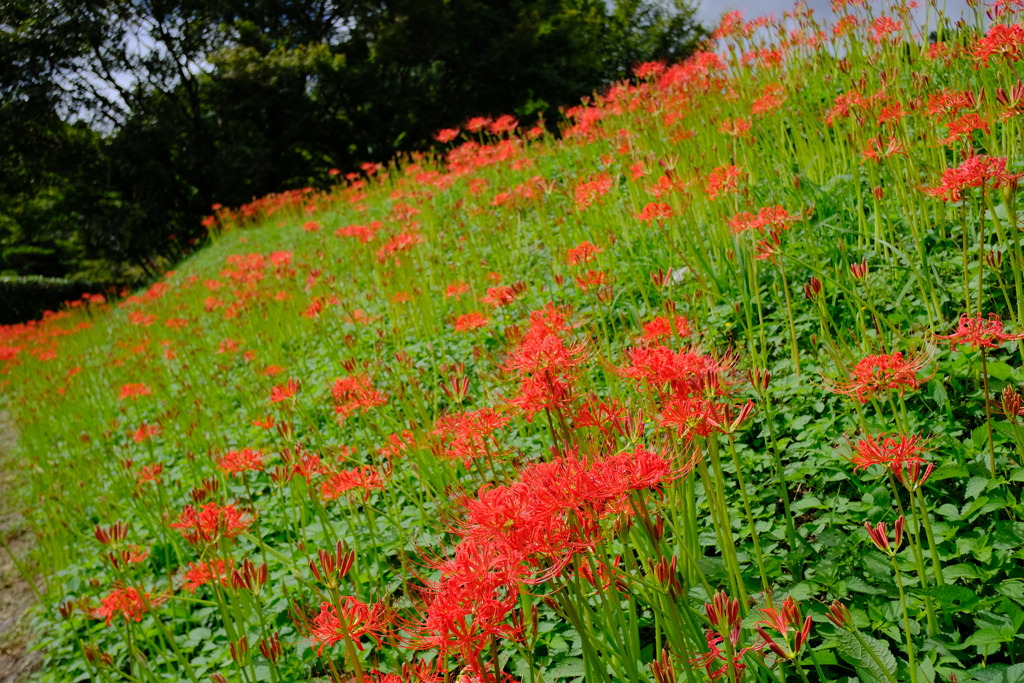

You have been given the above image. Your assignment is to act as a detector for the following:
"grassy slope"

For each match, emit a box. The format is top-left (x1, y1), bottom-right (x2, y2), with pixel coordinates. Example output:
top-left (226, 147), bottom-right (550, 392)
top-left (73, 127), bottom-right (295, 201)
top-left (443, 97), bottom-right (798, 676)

top-left (2, 2), bottom-right (1024, 682)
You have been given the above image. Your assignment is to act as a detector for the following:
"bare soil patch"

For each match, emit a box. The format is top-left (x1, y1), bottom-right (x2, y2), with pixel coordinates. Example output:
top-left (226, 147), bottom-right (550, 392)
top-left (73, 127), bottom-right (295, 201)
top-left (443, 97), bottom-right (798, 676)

top-left (0, 412), bottom-right (41, 683)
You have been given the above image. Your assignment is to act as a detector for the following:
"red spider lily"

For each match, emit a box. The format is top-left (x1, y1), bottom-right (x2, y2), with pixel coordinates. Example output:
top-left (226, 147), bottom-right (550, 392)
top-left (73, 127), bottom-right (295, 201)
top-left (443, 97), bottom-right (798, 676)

top-left (1001, 386), bottom-right (1024, 423)
top-left (379, 430), bottom-right (413, 459)
top-left (432, 407), bottom-right (508, 467)
top-left (705, 165), bottom-right (743, 199)
top-left (170, 502), bottom-right (254, 544)
top-left (729, 205), bottom-right (799, 235)
top-left (434, 128), bottom-right (460, 143)
top-left (751, 82), bottom-right (786, 116)
top-left (865, 516), bottom-right (905, 555)
top-left (574, 270), bottom-right (608, 293)
top-left (848, 432), bottom-right (929, 473)
top-left (309, 597), bottom-right (388, 656)
top-left (616, 345), bottom-right (734, 398)
top-left (181, 559), bottom-right (234, 593)
top-left (489, 115), bottom-right (518, 135)
top-left (320, 466), bottom-right (384, 502)
top-left (302, 221), bottom-right (321, 232)
top-left (861, 135), bottom-right (907, 162)
top-left (507, 373), bottom-right (573, 421)
top-left (136, 463), bottom-right (163, 487)
top-left (253, 414), bottom-right (276, 430)
top-left (119, 383), bottom-right (151, 401)
top-left (939, 113), bottom-right (991, 145)
top-left (566, 241), bottom-right (603, 266)
top-left (938, 313), bottom-right (1024, 349)
top-left (692, 593), bottom-right (760, 682)
top-left (217, 448), bottom-right (264, 476)
top-left (823, 350), bottom-right (933, 403)
top-left (465, 116), bottom-right (492, 133)
top-left (867, 15), bottom-right (901, 44)
top-left (635, 202), bottom-right (674, 223)
top-left (481, 285), bottom-right (524, 308)
top-left (755, 595), bottom-right (812, 660)
top-left (270, 378), bottom-right (299, 403)
top-left (445, 281), bottom-right (470, 299)
top-left (291, 452), bottom-right (326, 483)
top-left (453, 312), bottom-right (490, 333)
top-left (94, 586), bottom-right (166, 625)
top-left (826, 599), bottom-right (851, 628)
top-left (921, 155), bottom-right (1023, 201)
top-left (641, 315), bottom-right (692, 343)
top-left (973, 22), bottom-right (1024, 66)
top-left (718, 117), bottom-right (751, 137)
top-left (377, 229), bottom-right (425, 263)
top-left (995, 83), bottom-right (1024, 120)
top-left (575, 172), bottom-right (613, 211)
top-left (332, 374), bottom-right (388, 419)
top-left (104, 544), bottom-right (150, 569)
top-left (131, 423), bottom-right (162, 443)
top-left (754, 231), bottom-right (782, 263)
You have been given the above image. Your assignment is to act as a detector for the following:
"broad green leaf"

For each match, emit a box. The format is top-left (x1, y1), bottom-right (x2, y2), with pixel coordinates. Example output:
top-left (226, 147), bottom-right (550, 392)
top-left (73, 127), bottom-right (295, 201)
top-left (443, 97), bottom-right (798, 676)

top-left (837, 630), bottom-right (898, 683)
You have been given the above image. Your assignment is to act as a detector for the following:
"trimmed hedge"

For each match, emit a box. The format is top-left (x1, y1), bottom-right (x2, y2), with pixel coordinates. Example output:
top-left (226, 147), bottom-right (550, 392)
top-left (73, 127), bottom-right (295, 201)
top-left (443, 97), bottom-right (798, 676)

top-left (0, 276), bottom-right (107, 325)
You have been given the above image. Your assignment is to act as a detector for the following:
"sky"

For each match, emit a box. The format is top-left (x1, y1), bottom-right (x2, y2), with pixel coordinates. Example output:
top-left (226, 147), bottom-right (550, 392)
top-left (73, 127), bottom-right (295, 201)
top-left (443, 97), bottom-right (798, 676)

top-left (694, 0), bottom-right (977, 29)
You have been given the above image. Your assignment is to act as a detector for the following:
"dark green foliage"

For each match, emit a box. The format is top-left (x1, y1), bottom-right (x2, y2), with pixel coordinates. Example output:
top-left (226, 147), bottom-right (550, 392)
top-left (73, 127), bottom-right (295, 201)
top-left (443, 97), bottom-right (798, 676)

top-left (0, 275), bottom-right (106, 324)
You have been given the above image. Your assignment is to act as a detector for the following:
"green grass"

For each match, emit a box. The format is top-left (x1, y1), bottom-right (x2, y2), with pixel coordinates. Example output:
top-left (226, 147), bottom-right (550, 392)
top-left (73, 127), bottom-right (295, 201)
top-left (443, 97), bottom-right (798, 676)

top-left (3, 3), bottom-right (1024, 682)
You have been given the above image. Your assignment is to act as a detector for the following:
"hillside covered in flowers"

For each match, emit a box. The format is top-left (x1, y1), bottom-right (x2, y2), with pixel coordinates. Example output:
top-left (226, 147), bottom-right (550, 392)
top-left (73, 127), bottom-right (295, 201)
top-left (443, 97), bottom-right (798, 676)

top-left (3, 2), bottom-right (1024, 682)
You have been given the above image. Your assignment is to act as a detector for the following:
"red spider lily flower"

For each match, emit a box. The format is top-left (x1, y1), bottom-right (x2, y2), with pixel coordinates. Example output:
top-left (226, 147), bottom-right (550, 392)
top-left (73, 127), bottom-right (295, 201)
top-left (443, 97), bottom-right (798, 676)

top-left (659, 397), bottom-right (728, 439)
top-left (481, 285), bottom-right (523, 308)
top-left (861, 135), bottom-right (907, 162)
top-left (489, 115), bottom-right (518, 135)
top-left (332, 374), bottom-right (388, 419)
top-left (453, 312), bottom-right (490, 333)
top-left (377, 229), bottom-right (425, 263)
top-left (465, 116), bottom-right (492, 133)
top-left (938, 313), bottom-right (1024, 349)
top-left (617, 345), bottom-right (734, 397)
top-left (826, 599), bottom-right (851, 628)
top-left (104, 544), bottom-right (150, 569)
top-left (94, 586), bottom-right (166, 625)
top-left (170, 502), bottom-right (254, 544)
top-left (292, 452), bottom-right (326, 483)
top-left (136, 463), bottom-right (163, 487)
top-left (566, 241), bottom-right (603, 266)
top-left (217, 448), bottom-right (264, 476)
top-left (508, 373), bottom-right (573, 421)
top-left (995, 83), bottom-right (1024, 120)
top-left (642, 315), bottom-right (692, 342)
top-left (635, 202), bottom-right (674, 223)
top-left (378, 430), bottom-right (414, 459)
top-left (575, 173), bottom-right (614, 211)
top-left (181, 559), bottom-right (234, 593)
top-left (867, 15), bottom-right (901, 44)
top-left (574, 270), bottom-right (608, 293)
top-left (693, 591), bottom-right (760, 682)
top-left (434, 128), bottom-right (460, 143)
top-left (253, 414), bottom-right (276, 430)
top-left (755, 596), bottom-right (812, 660)
top-left (751, 82), bottom-right (786, 116)
top-left (754, 231), bottom-right (782, 263)
top-left (119, 383), bottom-right (151, 401)
top-left (921, 155), bottom-right (1023, 201)
top-left (939, 113), bottom-right (991, 145)
top-left (1001, 386), bottom-right (1024, 423)
top-left (823, 350), bottom-right (933, 403)
top-left (270, 379), bottom-right (299, 403)
top-left (718, 117), bottom-right (751, 137)
top-left (131, 423), bottom-right (162, 443)
top-left (865, 516), bottom-right (904, 555)
top-left (848, 433), bottom-right (929, 473)
top-left (320, 467), bottom-right (384, 502)
top-left (445, 281), bottom-right (470, 299)
top-left (432, 407), bottom-right (509, 467)
top-left (302, 221), bottom-right (321, 232)
top-left (309, 597), bottom-right (388, 656)
top-left (705, 165), bottom-right (744, 199)
top-left (973, 23), bottom-right (1024, 66)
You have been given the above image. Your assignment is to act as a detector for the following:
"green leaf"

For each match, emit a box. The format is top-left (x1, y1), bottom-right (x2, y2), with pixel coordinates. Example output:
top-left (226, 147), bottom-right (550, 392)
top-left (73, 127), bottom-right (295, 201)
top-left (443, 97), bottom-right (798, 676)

top-left (915, 585), bottom-right (980, 612)
top-left (837, 630), bottom-right (898, 683)
top-left (964, 628), bottom-right (1013, 647)
top-left (545, 658), bottom-right (586, 680)
top-left (970, 663), bottom-right (1024, 683)
top-left (988, 361), bottom-right (1014, 381)
top-left (965, 476), bottom-right (990, 499)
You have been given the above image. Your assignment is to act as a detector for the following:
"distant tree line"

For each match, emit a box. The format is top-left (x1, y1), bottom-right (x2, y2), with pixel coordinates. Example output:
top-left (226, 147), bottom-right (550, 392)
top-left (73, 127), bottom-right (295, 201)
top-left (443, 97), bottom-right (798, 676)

top-left (0, 0), bottom-right (704, 297)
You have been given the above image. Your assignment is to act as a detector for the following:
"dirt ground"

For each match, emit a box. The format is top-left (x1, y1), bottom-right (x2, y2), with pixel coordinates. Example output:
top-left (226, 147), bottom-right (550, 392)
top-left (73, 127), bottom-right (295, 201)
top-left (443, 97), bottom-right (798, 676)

top-left (0, 411), bottom-right (42, 682)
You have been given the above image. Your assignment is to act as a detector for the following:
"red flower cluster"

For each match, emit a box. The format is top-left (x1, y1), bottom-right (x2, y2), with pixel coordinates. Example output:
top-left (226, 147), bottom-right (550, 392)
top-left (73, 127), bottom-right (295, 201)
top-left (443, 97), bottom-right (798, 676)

top-left (938, 313), bottom-right (1024, 349)
top-left (170, 502), bottom-right (254, 544)
top-left (332, 374), bottom-right (388, 420)
top-left (432, 407), bottom-right (509, 467)
top-left (824, 350), bottom-right (932, 403)
top-left (921, 155), bottom-right (1022, 201)
top-left (310, 597), bottom-right (388, 656)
